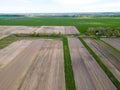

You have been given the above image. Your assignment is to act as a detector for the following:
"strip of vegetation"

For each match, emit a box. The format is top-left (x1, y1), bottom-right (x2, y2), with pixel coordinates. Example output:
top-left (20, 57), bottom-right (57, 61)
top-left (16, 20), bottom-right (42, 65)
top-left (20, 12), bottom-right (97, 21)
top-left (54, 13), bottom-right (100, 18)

top-left (79, 37), bottom-right (120, 90)
top-left (63, 37), bottom-right (76, 90)
top-left (0, 34), bottom-right (63, 49)
top-left (15, 33), bottom-right (81, 38)
top-left (86, 27), bottom-right (120, 37)
top-left (15, 32), bottom-right (63, 37)
top-left (0, 34), bottom-right (20, 49)
top-left (101, 39), bottom-right (120, 54)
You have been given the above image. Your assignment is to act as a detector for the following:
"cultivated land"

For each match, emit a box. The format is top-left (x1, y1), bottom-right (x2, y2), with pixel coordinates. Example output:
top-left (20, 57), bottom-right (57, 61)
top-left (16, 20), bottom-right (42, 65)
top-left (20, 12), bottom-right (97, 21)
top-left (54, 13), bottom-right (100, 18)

top-left (84, 38), bottom-right (120, 82)
top-left (0, 39), bottom-right (65, 90)
top-left (0, 26), bottom-right (80, 39)
top-left (0, 40), bottom-right (32, 69)
top-left (68, 37), bottom-right (116, 90)
top-left (35, 26), bottom-right (79, 34)
top-left (102, 38), bottom-right (120, 51)
top-left (0, 24), bottom-right (120, 90)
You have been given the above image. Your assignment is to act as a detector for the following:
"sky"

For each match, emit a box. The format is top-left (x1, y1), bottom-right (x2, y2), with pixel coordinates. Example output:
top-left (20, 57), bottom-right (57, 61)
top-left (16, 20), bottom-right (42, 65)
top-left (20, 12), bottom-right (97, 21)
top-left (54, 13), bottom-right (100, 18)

top-left (0, 0), bottom-right (120, 13)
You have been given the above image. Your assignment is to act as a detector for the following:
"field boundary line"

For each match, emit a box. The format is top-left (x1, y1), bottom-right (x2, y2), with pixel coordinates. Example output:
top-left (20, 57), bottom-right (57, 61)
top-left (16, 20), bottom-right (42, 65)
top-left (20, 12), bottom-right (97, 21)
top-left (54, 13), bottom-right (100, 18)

top-left (79, 37), bottom-right (120, 90)
top-left (101, 39), bottom-right (120, 54)
top-left (63, 37), bottom-right (76, 90)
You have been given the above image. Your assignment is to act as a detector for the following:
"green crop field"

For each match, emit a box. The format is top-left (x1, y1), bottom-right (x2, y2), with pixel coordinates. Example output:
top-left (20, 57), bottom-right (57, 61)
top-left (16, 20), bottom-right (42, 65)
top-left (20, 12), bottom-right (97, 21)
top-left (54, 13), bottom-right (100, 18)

top-left (0, 17), bottom-right (120, 33)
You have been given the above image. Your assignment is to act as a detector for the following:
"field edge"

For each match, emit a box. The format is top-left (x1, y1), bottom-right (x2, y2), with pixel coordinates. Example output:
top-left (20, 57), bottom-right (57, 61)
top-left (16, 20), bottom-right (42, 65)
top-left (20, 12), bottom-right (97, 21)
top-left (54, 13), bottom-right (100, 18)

top-left (79, 37), bottom-right (120, 90)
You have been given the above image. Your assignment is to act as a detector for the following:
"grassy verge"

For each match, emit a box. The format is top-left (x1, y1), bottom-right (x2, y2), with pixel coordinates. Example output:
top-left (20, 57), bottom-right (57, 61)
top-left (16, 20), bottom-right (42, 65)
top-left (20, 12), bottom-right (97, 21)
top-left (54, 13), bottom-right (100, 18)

top-left (63, 37), bottom-right (76, 90)
top-left (79, 37), bottom-right (120, 90)
top-left (0, 34), bottom-right (20, 49)
top-left (15, 33), bottom-right (63, 38)
top-left (0, 34), bottom-right (63, 49)
top-left (101, 39), bottom-right (120, 54)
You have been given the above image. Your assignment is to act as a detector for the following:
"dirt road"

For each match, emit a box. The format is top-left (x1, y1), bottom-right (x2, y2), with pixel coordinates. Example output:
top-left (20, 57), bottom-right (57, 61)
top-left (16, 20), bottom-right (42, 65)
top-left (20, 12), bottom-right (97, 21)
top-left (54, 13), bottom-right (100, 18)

top-left (68, 37), bottom-right (116, 90)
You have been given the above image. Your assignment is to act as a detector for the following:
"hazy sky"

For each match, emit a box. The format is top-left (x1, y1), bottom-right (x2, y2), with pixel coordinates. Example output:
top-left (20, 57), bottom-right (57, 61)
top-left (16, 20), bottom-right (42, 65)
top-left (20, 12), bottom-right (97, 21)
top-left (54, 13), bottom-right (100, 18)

top-left (0, 0), bottom-right (120, 13)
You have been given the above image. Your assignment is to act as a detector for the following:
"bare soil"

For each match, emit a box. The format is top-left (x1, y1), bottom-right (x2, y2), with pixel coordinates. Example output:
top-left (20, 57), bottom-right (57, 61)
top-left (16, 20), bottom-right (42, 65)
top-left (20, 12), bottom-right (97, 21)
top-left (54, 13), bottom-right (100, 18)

top-left (0, 39), bottom-right (65, 90)
top-left (102, 38), bottom-right (120, 51)
top-left (0, 40), bottom-right (32, 69)
top-left (85, 38), bottom-right (120, 82)
top-left (68, 37), bottom-right (116, 90)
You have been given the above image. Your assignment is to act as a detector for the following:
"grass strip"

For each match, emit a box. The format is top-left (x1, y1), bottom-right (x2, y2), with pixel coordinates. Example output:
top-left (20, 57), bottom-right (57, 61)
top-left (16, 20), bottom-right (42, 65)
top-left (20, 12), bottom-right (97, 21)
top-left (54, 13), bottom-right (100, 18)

top-left (0, 34), bottom-right (19, 49)
top-left (0, 34), bottom-right (63, 49)
top-left (79, 37), bottom-right (120, 90)
top-left (101, 39), bottom-right (120, 54)
top-left (63, 37), bottom-right (76, 90)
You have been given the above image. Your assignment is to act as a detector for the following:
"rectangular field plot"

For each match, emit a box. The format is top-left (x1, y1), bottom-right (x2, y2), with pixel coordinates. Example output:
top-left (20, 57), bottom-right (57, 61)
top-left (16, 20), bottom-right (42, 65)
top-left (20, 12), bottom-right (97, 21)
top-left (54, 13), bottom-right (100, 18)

top-left (35, 26), bottom-right (80, 34)
top-left (0, 26), bottom-right (33, 39)
top-left (102, 38), bottom-right (120, 51)
top-left (0, 26), bottom-right (80, 39)
top-left (0, 39), bottom-right (65, 90)
top-left (68, 37), bottom-right (116, 90)
top-left (11, 26), bottom-right (37, 34)
top-left (84, 38), bottom-right (120, 82)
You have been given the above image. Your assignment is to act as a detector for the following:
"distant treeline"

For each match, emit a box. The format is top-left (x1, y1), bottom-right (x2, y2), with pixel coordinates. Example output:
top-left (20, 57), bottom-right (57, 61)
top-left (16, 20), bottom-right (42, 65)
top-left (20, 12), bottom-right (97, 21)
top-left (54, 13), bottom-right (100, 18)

top-left (0, 15), bottom-right (24, 18)
top-left (27, 14), bottom-right (120, 17)
top-left (25, 12), bottom-right (120, 17)
top-left (0, 13), bottom-right (120, 17)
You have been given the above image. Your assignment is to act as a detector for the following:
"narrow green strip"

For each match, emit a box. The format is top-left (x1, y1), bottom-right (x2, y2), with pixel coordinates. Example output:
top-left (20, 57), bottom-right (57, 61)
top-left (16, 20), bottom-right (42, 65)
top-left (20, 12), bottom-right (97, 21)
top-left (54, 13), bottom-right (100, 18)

top-left (0, 34), bottom-right (19, 49)
top-left (101, 39), bottom-right (120, 54)
top-left (79, 37), bottom-right (120, 90)
top-left (63, 37), bottom-right (76, 90)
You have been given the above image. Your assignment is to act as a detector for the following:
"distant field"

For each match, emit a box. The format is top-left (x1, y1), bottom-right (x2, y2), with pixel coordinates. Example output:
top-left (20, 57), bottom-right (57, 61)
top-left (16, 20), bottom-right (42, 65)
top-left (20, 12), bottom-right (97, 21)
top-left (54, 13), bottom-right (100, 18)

top-left (0, 17), bottom-right (120, 33)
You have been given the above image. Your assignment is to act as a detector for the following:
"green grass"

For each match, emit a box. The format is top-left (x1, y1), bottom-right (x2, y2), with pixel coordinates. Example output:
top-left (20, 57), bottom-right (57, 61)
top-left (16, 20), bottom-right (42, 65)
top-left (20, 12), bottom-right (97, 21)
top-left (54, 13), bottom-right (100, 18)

top-left (0, 17), bottom-right (120, 33)
top-left (0, 34), bottom-right (20, 49)
top-left (101, 39), bottom-right (120, 54)
top-left (79, 37), bottom-right (120, 90)
top-left (63, 37), bottom-right (76, 90)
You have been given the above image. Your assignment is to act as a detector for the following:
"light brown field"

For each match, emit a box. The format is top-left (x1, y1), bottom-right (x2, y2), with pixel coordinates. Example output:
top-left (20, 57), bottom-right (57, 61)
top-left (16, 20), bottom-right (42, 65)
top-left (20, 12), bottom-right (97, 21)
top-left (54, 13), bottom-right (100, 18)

top-left (35, 26), bottom-right (80, 34)
top-left (0, 39), bottom-right (65, 90)
top-left (11, 26), bottom-right (38, 34)
top-left (84, 38), bottom-right (120, 82)
top-left (68, 37), bottom-right (116, 90)
top-left (0, 26), bottom-right (19, 39)
top-left (35, 26), bottom-right (65, 34)
top-left (0, 40), bottom-right (32, 69)
top-left (64, 26), bottom-right (80, 34)
top-left (0, 26), bottom-right (80, 39)
top-left (102, 38), bottom-right (120, 51)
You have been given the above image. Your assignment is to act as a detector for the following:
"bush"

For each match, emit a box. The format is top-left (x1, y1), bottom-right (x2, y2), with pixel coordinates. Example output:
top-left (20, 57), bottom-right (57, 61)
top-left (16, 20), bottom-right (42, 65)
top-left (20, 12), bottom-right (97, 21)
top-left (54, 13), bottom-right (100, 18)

top-left (33, 32), bottom-right (40, 37)
top-left (86, 27), bottom-right (120, 37)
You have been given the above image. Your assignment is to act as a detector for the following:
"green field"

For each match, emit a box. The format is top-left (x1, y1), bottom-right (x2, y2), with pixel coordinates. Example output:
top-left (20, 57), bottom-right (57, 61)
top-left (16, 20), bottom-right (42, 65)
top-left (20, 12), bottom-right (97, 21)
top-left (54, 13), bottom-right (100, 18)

top-left (0, 17), bottom-right (120, 33)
